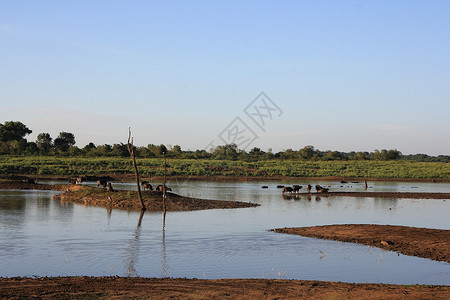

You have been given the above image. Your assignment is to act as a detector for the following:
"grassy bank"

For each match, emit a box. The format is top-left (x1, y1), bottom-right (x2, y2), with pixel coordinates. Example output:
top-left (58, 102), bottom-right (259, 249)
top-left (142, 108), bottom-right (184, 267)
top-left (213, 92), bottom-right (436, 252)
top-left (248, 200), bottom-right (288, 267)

top-left (0, 155), bottom-right (449, 179)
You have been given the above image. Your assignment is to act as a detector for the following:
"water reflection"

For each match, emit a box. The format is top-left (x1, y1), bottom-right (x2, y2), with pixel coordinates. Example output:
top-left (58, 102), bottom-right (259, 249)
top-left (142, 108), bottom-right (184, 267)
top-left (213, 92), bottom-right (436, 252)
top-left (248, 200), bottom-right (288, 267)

top-left (124, 211), bottom-right (168, 278)
top-left (161, 211), bottom-right (167, 277)
top-left (125, 210), bottom-right (145, 276)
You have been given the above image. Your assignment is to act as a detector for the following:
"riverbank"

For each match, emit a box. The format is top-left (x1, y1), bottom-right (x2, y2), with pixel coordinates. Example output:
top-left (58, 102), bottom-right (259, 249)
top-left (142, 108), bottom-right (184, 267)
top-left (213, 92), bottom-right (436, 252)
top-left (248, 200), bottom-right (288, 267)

top-left (286, 191), bottom-right (450, 199)
top-left (272, 224), bottom-right (450, 263)
top-left (1, 276), bottom-right (449, 299)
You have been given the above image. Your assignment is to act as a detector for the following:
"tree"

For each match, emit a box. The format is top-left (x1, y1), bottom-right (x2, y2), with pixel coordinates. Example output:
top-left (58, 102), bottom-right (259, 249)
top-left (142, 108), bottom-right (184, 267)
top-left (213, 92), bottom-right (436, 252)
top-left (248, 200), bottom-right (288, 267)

top-left (36, 133), bottom-right (53, 153)
top-left (53, 132), bottom-right (76, 151)
top-left (171, 145), bottom-right (182, 156)
top-left (355, 152), bottom-right (368, 160)
top-left (112, 143), bottom-right (129, 157)
top-left (249, 147), bottom-right (263, 156)
top-left (82, 142), bottom-right (96, 155)
top-left (387, 149), bottom-right (402, 160)
top-left (299, 145), bottom-right (315, 159)
top-left (158, 144), bottom-right (168, 155)
top-left (0, 121), bottom-right (32, 142)
top-left (212, 144), bottom-right (239, 160)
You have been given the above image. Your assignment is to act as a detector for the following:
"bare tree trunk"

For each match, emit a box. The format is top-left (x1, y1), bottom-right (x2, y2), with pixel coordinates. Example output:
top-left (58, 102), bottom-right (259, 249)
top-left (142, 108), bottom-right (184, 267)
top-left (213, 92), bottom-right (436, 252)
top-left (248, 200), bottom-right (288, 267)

top-left (127, 128), bottom-right (146, 211)
top-left (162, 152), bottom-right (167, 213)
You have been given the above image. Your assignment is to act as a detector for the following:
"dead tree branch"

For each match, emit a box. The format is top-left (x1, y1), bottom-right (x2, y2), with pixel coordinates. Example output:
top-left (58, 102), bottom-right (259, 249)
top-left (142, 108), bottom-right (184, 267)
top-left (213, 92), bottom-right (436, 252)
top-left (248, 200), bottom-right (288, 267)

top-left (127, 128), bottom-right (146, 211)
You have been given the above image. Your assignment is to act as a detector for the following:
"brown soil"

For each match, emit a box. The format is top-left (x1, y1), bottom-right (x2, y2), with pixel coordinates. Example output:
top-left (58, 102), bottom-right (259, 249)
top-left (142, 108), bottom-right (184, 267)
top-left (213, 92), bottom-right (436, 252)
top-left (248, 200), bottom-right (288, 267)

top-left (273, 224), bottom-right (450, 263)
top-left (1, 277), bottom-right (449, 299)
top-left (54, 185), bottom-right (259, 211)
top-left (288, 191), bottom-right (450, 199)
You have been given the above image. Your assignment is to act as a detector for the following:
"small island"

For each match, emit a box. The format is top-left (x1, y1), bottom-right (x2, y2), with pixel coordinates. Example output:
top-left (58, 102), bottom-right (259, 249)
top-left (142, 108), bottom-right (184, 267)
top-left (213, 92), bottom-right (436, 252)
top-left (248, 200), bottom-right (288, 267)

top-left (54, 184), bottom-right (258, 211)
top-left (0, 181), bottom-right (258, 211)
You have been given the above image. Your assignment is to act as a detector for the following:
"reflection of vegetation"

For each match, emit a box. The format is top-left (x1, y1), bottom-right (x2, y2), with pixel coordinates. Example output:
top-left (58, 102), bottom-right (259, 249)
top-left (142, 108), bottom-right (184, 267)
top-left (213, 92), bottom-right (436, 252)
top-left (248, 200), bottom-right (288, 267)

top-left (0, 196), bottom-right (26, 211)
top-left (0, 156), bottom-right (449, 179)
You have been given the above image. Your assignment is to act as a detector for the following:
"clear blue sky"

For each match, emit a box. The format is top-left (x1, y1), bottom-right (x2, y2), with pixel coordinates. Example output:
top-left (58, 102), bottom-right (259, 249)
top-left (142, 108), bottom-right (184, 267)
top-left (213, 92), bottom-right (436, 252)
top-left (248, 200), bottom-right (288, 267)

top-left (1, 1), bottom-right (449, 155)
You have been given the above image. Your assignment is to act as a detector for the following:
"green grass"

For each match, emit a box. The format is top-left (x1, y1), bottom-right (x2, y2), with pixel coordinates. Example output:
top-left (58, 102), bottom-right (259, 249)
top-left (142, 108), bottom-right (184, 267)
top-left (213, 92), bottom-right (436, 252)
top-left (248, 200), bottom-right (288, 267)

top-left (0, 155), bottom-right (449, 179)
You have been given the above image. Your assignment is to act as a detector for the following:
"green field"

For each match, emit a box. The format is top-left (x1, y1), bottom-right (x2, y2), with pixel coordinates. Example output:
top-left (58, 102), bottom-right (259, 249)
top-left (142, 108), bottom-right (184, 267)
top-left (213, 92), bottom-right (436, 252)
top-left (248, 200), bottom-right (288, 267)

top-left (1, 155), bottom-right (449, 179)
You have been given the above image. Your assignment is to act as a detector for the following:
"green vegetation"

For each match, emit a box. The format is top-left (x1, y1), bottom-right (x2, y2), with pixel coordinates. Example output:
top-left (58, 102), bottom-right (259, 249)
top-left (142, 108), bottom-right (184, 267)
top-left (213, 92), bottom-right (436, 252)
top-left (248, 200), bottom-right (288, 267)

top-left (0, 156), bottom-right (449, 179)
top-left (1, 121), bottom-right (450, 163)
top-left (1, 120), bottom-right (449, 179)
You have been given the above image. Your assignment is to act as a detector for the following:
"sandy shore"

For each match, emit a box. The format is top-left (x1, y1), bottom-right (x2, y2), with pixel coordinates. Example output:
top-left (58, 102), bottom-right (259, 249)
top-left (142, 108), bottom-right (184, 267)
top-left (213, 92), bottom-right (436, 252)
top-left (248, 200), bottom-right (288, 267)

top-left (1, 277), bottom-right (449, 299)
top-left (272, 224), bottom-right (450, 263)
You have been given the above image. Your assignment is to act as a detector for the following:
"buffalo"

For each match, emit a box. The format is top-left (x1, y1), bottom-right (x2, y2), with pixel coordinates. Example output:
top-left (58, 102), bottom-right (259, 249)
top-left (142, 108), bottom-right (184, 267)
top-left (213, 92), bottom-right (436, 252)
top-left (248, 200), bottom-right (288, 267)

top-left (107, 182), bottom-right (115, 192)
top-left (143, 182), bottom-right (153, 191)
top-left (282, 186), bottom-right (293, 193)
top-left (22, 178), bottom-right (36, 184)
top-left (97, 179), bottom-right (107, 188)
top-left (292, 185), bottom-right (302, 193)
top-left (156, 185), bottom-right (172, 192)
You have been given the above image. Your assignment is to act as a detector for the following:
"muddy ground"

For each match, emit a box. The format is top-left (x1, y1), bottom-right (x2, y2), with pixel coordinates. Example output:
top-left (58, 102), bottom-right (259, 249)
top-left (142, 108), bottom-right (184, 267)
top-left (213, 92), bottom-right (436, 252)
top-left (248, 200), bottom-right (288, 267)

top-left (1, 276), bottom-right (449, 299)
top-left (284, 191), bottom-right (450, 199)
top-left (52, 184), bottom-right (258, 211)
top-left (273, 224), bottom-right (450, 263)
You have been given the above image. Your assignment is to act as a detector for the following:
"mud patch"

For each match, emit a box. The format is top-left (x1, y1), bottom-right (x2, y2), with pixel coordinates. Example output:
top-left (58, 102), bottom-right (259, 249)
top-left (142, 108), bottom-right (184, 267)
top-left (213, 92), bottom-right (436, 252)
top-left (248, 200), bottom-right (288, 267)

top-left (1, 277), bottom-right (449, 299)
top-left (272, 224), bottom-right (450, 263)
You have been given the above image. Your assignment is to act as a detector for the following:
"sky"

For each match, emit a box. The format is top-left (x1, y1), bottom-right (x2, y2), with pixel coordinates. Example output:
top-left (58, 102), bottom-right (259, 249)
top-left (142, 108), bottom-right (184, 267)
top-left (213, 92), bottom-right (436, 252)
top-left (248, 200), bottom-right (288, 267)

top-left (1, 0), bottom-right (449, 155)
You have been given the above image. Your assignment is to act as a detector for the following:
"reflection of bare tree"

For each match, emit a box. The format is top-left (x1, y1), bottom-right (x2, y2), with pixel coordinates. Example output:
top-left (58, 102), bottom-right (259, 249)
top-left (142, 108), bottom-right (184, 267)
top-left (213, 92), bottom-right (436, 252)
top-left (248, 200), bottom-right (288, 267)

top-left (161, 211), bottom-right (167, 277)
top-left (137, 210), bottom-right (144, 227)
top-left (125, 210), bottom-right (145, 277)
top-left (106, 207), bottom-right (112, 225)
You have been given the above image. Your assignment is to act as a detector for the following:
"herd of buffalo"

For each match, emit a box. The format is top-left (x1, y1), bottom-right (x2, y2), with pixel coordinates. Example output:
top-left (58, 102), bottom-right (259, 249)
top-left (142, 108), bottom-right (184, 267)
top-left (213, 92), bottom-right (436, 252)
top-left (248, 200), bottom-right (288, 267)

top-left (68, 176), bottom-right (172, 193)
top-left (275, 184), bottom-right (330, 194)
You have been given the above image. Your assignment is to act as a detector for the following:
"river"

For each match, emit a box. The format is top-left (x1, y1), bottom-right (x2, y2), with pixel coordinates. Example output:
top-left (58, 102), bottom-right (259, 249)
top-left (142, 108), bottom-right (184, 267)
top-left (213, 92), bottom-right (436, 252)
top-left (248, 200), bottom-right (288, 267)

top-left (0, 179), bottom-right (449, 284)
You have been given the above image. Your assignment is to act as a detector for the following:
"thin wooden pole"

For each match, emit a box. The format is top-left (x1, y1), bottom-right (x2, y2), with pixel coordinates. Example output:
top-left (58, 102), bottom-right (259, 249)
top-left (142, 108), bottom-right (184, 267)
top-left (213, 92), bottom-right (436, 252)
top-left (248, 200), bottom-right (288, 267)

top-left (163, 152), bottom-right (167, 213)
top-left (127, 128), bottom-right (146, 211)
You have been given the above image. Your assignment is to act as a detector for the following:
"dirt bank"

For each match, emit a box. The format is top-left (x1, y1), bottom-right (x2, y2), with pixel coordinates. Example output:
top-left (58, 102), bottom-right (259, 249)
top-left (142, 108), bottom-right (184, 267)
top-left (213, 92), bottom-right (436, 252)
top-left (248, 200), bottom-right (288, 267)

top-left (273, 224), bottom-right (450, 263)
top-left (1, 277), bottom-right (449, 299)
top-left (53, 185), bottom-right (258, 211)
top-left (287, 191), bottom-right (450, 199)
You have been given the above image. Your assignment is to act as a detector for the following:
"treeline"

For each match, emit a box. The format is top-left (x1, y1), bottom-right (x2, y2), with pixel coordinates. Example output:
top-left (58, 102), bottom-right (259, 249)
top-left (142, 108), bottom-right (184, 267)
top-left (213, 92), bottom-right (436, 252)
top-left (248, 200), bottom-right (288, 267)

top-left (1, 121), bottom-right (449, 163)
